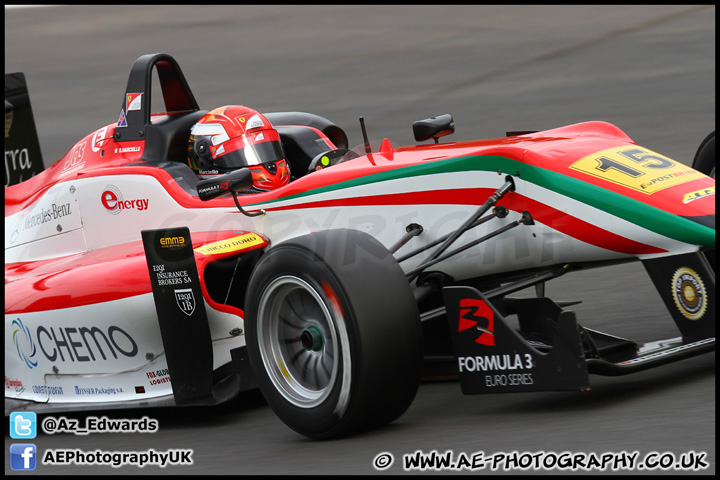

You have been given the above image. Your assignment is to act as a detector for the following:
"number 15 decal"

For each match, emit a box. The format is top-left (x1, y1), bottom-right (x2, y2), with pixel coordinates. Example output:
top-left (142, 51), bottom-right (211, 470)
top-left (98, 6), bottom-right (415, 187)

top-left (571, 146), bottom-right (704, 194)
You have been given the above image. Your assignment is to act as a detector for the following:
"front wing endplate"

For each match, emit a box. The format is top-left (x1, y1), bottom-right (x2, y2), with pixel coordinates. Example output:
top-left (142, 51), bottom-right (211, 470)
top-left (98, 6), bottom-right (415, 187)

top-left (443, 286), bottom-right (590, 394)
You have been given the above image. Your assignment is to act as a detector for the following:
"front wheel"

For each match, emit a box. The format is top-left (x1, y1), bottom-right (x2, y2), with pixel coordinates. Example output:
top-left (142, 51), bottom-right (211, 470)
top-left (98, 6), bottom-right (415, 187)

top-left (692, 131), bottom-right (715, 178)
top-left (691, 131), bottom-right (715, 270)
top-left (244, 229), bottom-right (422, 439)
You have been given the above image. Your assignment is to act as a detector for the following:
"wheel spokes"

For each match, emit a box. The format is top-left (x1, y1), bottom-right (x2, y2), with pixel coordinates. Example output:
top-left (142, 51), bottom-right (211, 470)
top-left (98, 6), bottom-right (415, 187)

top-left (258, 276), bottom-right (340, 408)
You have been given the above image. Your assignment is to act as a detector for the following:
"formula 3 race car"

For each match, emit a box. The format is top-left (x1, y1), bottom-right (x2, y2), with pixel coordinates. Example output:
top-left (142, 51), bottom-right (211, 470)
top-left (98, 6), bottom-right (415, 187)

top-left (5, 53), bottom-right (715, 439)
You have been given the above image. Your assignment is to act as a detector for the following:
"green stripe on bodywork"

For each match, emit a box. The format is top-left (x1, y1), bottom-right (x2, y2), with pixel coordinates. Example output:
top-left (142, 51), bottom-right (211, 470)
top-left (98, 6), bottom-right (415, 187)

top-left (249, 155), bottom-right (715, 246)
top-left (513, 159), bottom-right (715, 247)
top-left (248, 154), bottom-right (484, 205)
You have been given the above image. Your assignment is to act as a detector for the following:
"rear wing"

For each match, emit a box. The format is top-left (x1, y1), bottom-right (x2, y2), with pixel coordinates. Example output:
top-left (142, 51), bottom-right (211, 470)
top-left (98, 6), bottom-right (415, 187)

top-left (5, 72), bottom-right (44, 187)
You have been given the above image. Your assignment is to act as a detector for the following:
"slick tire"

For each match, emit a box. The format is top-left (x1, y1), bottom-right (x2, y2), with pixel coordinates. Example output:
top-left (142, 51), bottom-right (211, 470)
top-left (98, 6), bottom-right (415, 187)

top-left (244, 229), bottom-right (423, 439)
top-left (691, 131), bottom-right (715, 269)
top-left (692, 131), bottom-right (715, 178)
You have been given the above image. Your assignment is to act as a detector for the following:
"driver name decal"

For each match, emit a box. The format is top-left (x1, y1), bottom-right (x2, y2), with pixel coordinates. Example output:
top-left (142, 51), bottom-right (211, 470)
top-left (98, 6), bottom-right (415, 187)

top-left (114, 146), bottom-right (142, 154)
top-left (570, 146), bottom-right (704, 194)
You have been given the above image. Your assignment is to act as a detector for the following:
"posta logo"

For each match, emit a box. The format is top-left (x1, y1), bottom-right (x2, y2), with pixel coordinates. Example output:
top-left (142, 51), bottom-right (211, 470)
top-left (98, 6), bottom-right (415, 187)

top-left (458, 298), bottom-right (495, 345)
top-left (101, 186), bottom-right (149, 214)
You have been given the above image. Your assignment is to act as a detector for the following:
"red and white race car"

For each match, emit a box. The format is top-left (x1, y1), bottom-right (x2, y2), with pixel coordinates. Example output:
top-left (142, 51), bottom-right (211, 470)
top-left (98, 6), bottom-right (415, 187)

top-left (5, 53), bottom-right (715, 439)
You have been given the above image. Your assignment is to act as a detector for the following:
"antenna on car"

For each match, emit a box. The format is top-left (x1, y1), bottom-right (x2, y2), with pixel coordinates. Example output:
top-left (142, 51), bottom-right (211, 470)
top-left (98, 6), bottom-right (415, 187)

top-left (359, 117), bottom-right (371, 154)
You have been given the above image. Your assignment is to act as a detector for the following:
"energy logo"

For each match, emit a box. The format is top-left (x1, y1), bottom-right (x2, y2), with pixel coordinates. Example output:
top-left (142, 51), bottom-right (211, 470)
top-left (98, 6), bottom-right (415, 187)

top-left (458, 298), bottom-right (495, 345)
top-left (101, 185), bottom-right (149, 214)
top-left (101, 185), bottom-right (123, 215)
top-left (12, 318), bottom-right (38, 369)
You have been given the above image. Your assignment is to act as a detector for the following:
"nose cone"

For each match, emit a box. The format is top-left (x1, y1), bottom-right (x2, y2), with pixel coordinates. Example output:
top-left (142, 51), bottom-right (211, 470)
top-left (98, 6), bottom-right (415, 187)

top-left (673, 183), bottom-right (715, 247)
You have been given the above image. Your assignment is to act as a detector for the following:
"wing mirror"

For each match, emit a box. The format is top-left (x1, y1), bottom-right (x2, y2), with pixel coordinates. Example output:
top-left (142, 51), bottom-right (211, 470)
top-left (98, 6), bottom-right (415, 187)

top-left (196, 168), bottom-right (253, 201)
top-left (196, 168), bottom-right (265, 217)
top-left (413, 114), bottom-right (455, 143)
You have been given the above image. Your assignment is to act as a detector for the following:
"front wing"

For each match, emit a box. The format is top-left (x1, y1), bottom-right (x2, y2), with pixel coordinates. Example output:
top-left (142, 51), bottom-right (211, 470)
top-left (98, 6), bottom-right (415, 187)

top-left (443, 251), bottom-right (715, 394)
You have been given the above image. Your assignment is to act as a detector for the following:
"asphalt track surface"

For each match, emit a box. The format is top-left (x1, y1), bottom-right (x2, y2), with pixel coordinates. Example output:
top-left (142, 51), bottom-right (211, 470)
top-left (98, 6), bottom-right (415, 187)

top-left (4, 5), bottom-right (715, 476)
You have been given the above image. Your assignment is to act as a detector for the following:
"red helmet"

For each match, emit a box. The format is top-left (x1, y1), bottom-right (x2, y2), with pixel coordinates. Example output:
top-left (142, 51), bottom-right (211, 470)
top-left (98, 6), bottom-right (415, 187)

top-left (188, 105), bottom-right (290, 190)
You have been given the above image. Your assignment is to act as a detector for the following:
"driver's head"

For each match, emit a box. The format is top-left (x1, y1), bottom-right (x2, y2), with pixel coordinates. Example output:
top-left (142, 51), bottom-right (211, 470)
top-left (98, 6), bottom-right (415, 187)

top-left (188, 105), bottom-right (290, 190)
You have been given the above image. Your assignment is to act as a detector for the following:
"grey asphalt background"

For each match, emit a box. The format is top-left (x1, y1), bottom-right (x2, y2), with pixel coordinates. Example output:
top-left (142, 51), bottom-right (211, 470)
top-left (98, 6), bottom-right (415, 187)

top-left (5, 5), bottom-right (715, 475)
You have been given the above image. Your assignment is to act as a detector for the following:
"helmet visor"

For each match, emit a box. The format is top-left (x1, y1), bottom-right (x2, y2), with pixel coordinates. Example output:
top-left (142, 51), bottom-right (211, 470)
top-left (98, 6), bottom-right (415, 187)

top-left (212, 130), bottom-right (285, 169)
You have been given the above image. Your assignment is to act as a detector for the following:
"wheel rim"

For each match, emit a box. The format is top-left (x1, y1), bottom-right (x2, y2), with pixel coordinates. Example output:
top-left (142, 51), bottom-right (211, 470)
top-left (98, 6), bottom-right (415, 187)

top-left (256, 275), bottom-right (340, 408)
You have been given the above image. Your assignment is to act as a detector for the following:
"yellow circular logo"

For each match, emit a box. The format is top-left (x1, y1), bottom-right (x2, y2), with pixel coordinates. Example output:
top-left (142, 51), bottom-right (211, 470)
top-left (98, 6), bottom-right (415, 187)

top-left (671, 267), bottom-right (706, 320)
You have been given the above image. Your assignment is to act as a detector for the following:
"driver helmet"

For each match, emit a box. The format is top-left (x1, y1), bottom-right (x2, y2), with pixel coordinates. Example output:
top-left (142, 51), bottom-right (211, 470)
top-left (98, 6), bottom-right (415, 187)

top-left (188, 105), bottom-right (290, 190)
